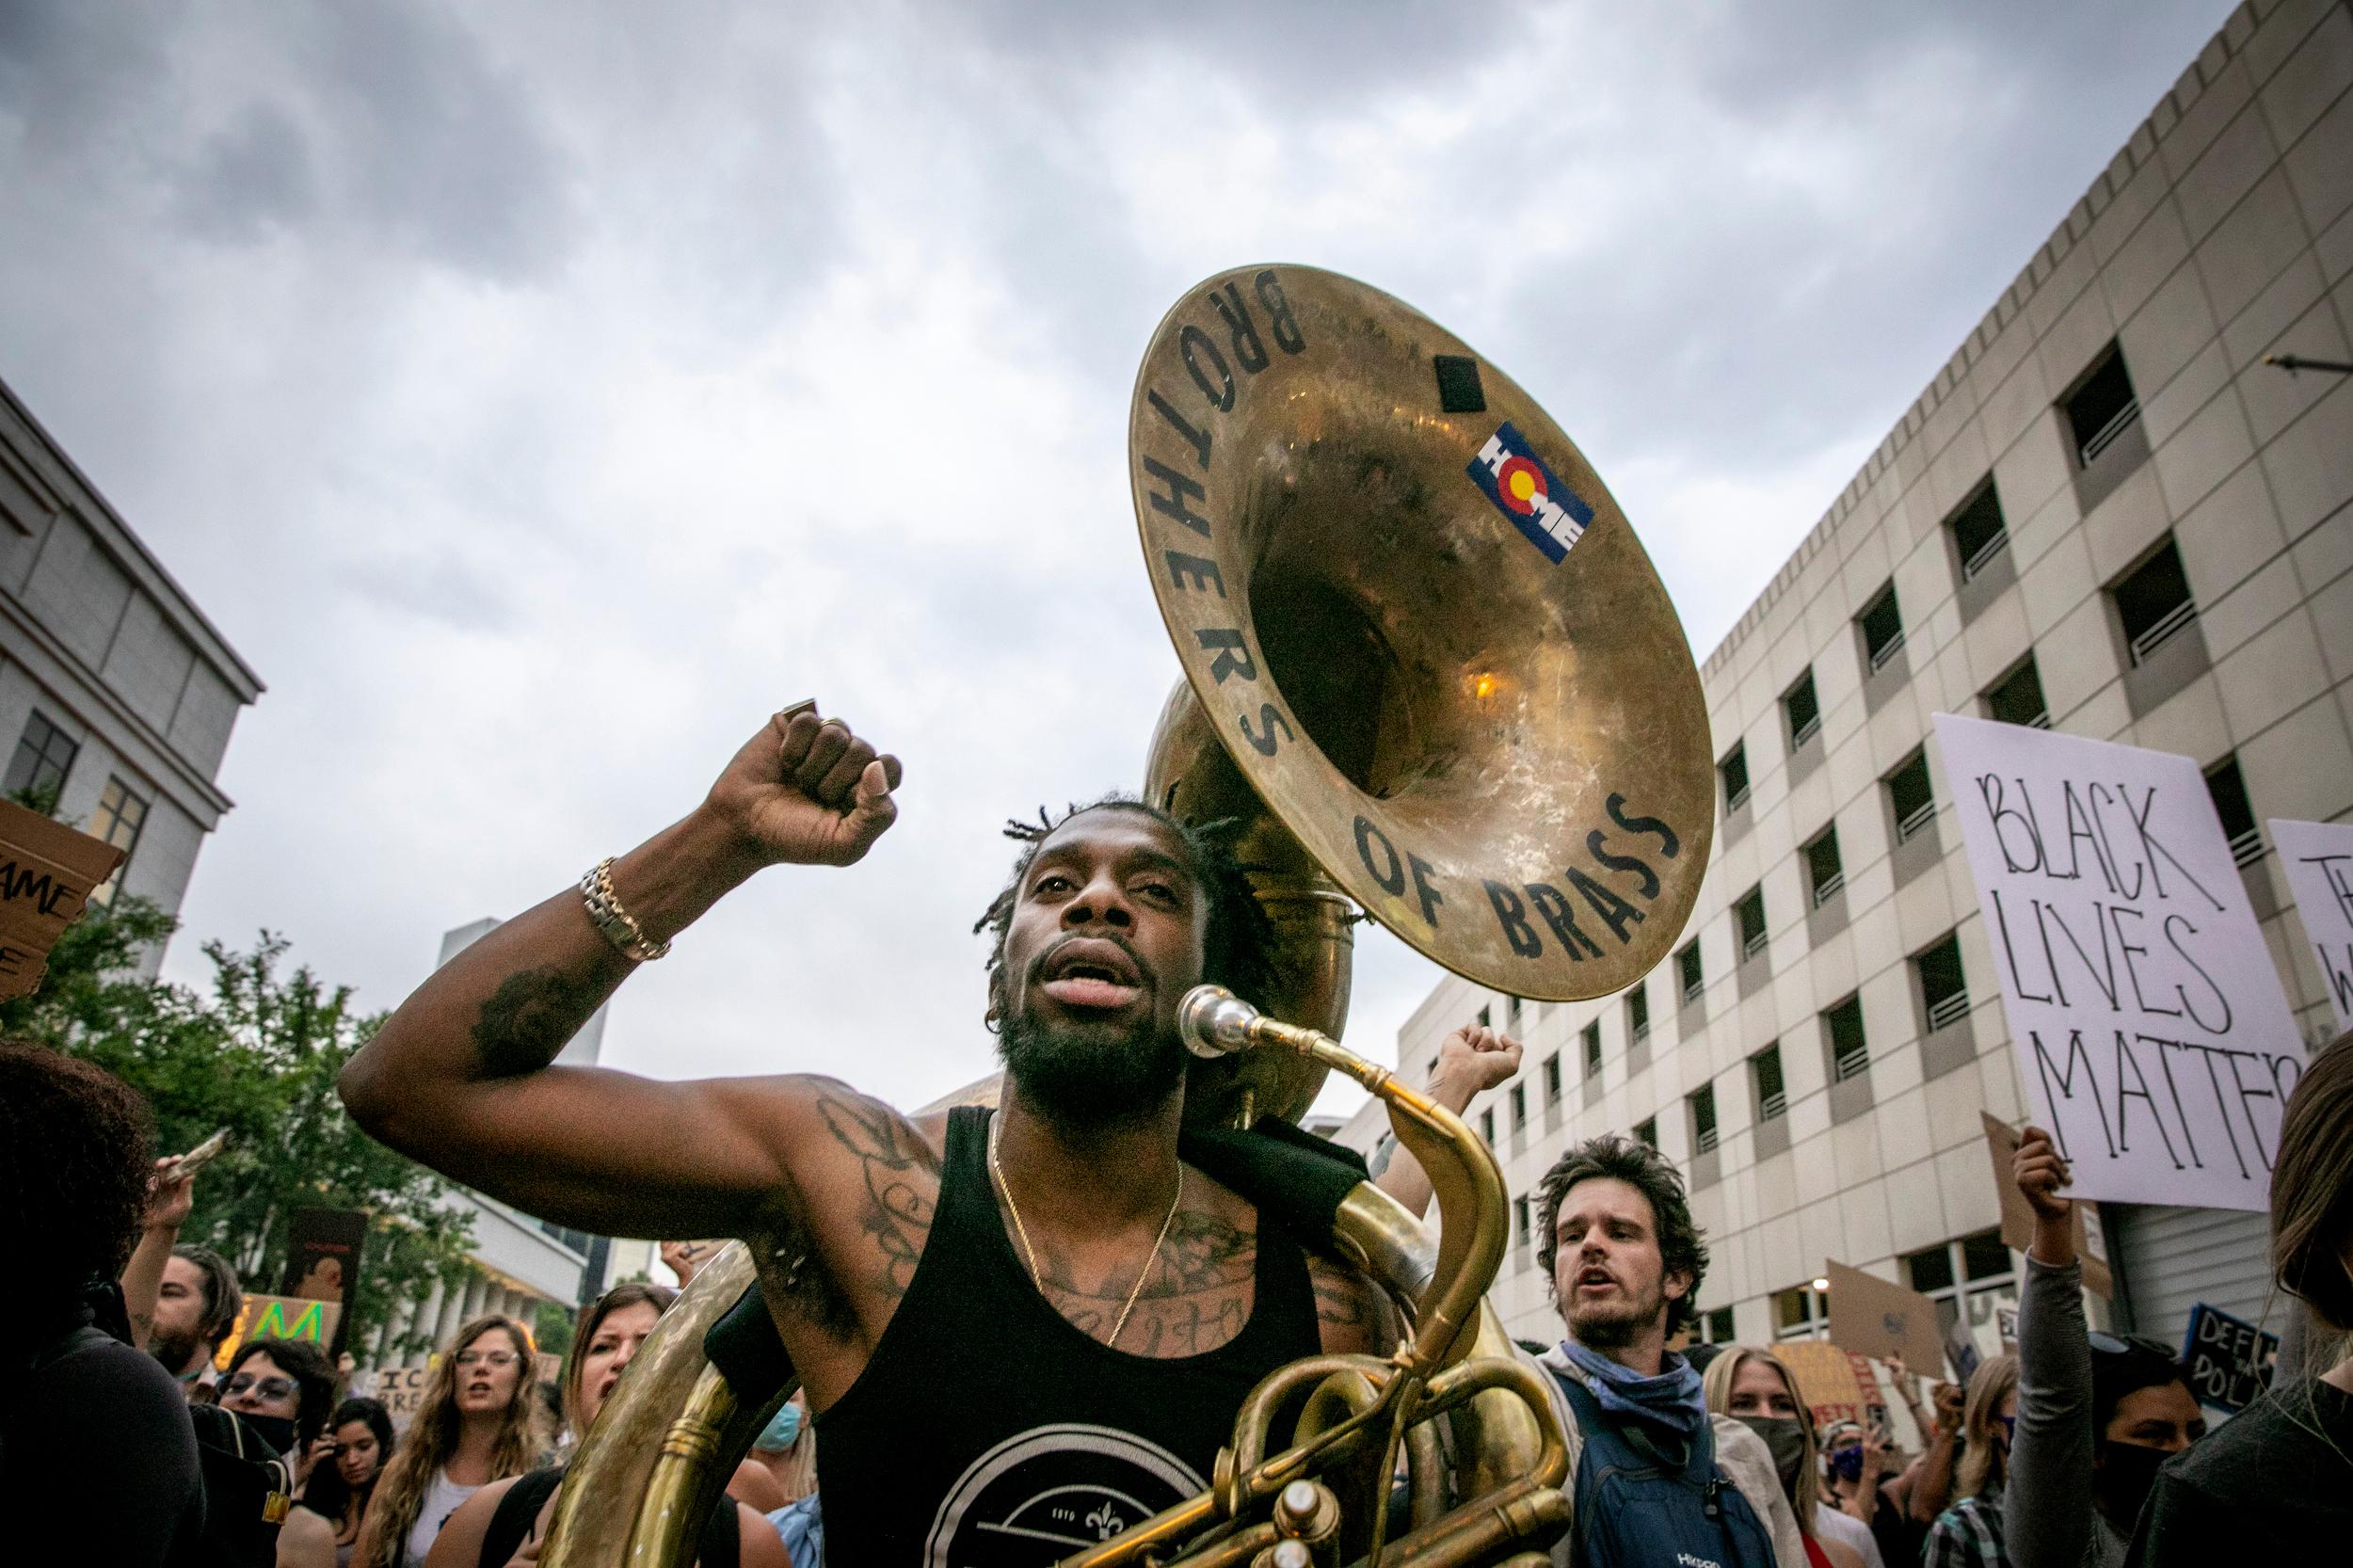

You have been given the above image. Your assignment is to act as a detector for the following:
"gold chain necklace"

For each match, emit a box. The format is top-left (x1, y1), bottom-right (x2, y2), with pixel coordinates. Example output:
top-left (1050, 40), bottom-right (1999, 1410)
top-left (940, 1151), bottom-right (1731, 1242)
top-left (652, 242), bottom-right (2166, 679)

top-left (988, 1112), bottom-right (1183, 1352)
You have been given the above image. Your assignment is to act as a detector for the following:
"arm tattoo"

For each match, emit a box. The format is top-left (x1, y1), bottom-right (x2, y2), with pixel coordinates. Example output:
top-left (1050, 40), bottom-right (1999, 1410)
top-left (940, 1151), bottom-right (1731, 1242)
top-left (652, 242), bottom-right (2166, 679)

top-left (471, 964), bottom-right (606, 1078)
top-left (815, 1093), bottom-right (936, 1305)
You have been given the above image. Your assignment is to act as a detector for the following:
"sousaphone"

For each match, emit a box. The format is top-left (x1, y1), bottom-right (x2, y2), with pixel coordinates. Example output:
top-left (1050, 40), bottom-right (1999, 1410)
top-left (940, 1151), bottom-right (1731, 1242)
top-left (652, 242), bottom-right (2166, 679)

top-left (542, 265), bottom-right (1713, 1567)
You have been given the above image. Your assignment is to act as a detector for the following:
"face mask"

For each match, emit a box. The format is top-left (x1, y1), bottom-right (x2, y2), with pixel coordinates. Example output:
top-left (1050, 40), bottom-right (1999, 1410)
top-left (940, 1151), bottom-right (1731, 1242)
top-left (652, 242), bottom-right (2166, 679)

top-left (1738, 1416), bottom-right (1810, 1498)
top-left (2096, 1440), bottom-right (2169, 1529)
top-left (756, 1400), bottom-right (802, 1453)
top-left (1829, 1443), bottom-right (1865, 1483)
top-left (237, 1412), bottom-right (298, 1458)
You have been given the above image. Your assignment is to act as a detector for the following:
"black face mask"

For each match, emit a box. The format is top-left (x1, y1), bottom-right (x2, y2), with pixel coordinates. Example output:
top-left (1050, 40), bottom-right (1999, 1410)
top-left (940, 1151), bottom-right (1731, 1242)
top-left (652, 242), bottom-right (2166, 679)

top-left (1739, 1416), bottom-right (1811, 1500)
top-left (2096, 1440), bottom-right (2169, 1530)
top-left (235, 1412), bottom-right (297, 1458)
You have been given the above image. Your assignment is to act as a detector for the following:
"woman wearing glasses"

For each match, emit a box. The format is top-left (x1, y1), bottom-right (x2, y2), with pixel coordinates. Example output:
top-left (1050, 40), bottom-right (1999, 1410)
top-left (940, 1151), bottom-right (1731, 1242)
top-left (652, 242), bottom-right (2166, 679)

top-left (219, 1335), bottom-right (341, 1475)
top-left (424, 1282), bottom-right (785, 1568)
top-left (357, 1315), bottom-right (549, 1568)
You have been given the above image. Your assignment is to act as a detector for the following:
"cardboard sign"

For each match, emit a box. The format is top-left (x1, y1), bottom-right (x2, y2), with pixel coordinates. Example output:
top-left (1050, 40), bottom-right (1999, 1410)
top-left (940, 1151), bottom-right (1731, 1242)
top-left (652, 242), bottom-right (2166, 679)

top-left (1775, 1339), bottom-right (1886, 1432)
top-left (1981, 1112), bottom-right (2114, 1298)
top-left (280, 1208), bottom-right (368, 1357)
top-left (2181, 1302), bottom-right (2278, 1413)
top-left (1825, 1260), bottom-right (1945, 1373)
top-left (1936, 714), bottom-right (2306, 1211)
top-left (212, 1294), bottom-right (342, 1368)
top-left (2271, 819), bottom-right (2353, 1031)
top-left (369, 1363), bottom-right (433, 1422)
top-left (0, 797), bottom-right (124, 1000)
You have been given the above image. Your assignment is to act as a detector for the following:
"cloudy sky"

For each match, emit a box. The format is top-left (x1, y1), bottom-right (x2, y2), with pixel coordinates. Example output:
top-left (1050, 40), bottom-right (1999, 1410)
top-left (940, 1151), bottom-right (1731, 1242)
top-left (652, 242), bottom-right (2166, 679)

top-left (0, 0), bottom-right (2235, 1118)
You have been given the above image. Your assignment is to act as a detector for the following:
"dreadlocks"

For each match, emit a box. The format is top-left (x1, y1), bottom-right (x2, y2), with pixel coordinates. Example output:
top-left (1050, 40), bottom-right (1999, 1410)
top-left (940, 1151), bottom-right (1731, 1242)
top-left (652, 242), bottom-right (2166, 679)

top-left (973, 795), bottom-right (1277, 1025)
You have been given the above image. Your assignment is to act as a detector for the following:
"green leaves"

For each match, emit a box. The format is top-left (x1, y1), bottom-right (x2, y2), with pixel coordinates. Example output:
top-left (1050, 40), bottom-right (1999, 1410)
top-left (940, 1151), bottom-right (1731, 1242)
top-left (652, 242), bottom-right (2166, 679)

top-left (21, 899), bottom-right (479, 1358)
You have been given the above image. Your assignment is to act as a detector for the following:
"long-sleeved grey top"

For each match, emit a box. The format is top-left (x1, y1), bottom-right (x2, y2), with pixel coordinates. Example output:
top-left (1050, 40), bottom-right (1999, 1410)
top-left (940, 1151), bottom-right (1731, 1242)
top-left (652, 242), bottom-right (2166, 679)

top-left (2008, 1255), bottom-right (2126, 1568)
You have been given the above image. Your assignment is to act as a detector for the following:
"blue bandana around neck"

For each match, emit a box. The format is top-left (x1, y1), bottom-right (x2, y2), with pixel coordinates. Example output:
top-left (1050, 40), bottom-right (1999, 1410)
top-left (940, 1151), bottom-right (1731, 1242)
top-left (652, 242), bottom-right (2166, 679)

top-left (1556, 1337), bottom-right (1709, 1442)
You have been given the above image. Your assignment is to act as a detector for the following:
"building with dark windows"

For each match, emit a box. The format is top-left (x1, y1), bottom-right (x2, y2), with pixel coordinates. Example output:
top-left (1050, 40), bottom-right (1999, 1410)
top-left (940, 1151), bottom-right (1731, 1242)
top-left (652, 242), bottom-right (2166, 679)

top-left (0, 376), bottom-right (262, 959)
top-left (1346, 0), bottom-right (2352, 1370)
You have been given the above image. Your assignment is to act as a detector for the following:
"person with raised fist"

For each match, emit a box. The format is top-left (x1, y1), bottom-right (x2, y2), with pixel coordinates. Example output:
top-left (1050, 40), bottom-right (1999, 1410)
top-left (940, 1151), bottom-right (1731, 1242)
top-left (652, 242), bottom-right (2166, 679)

top-left (339, 705), bottom-right (1395, 1564)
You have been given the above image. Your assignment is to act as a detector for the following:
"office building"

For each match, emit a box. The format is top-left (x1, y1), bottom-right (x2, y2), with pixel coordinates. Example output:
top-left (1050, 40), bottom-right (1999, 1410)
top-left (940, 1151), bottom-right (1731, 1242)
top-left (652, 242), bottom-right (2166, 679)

top-left (1352, 0), bottom-right (2353, 1360)
top-left (0, 376), bottom-right (262, 959)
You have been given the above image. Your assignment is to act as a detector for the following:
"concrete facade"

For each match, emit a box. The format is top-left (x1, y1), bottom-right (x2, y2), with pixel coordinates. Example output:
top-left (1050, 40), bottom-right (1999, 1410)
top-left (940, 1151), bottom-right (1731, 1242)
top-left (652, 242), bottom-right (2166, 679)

top-left (0, 376), bottom-right (262, 961)
top-left (1358, 0), bottom-right (2353, 1358)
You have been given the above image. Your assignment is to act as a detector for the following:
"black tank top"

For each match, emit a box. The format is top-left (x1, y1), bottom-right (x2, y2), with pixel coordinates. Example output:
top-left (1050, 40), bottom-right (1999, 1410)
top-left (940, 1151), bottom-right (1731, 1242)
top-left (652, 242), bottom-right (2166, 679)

top-left (814, 1106), bottom-right (1321, 1565)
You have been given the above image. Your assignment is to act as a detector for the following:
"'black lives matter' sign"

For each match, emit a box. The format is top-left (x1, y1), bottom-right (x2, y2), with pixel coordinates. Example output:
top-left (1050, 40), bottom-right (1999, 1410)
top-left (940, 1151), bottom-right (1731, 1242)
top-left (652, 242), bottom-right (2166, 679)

top-left (1936, 714), bottom-right (2304, 1212)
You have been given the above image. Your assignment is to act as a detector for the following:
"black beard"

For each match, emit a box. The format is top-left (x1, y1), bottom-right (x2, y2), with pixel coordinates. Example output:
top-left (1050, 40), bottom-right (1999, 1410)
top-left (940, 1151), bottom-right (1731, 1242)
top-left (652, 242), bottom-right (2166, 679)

top-left (997, 1003), bottom-right (1186, 1131)
top-left (150, 1326), bottom-right (202, 1377)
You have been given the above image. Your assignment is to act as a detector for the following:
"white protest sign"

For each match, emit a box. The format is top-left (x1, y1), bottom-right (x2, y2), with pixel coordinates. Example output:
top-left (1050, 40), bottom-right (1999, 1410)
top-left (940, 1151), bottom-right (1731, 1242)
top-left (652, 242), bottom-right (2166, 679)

top-left (1935, 713), bottom-right (2304, 1211)
top-left (2269, 819), bottom-right (2353, 1032)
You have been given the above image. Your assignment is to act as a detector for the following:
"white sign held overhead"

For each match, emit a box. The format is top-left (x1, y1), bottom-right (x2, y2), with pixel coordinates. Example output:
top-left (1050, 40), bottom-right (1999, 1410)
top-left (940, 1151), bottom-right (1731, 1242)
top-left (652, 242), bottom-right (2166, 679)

top-left (1934, 713), bottom-right (2305, 1211)
top-left (2269, 818), bottom-right (2353, 1032)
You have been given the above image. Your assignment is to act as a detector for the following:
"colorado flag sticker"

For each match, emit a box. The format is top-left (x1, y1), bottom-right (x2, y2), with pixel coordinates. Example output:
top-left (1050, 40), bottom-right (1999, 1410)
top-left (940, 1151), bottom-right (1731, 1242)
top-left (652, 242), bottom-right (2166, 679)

top-left (1467, 423), bottom-right (1593, 564)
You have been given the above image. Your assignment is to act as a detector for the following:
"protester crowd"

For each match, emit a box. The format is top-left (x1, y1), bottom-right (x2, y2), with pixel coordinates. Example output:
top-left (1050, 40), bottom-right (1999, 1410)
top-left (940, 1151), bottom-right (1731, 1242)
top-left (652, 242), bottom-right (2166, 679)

top-left (5, 1016), bottom-right (2349, 1565)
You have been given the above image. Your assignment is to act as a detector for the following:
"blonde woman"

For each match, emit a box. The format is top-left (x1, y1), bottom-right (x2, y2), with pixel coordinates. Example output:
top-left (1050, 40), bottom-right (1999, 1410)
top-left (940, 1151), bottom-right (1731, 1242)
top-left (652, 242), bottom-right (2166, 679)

top-left (1923, 1352), bottom-right (2021, 1568)
top-left (1703, 1346), bottom-right (1865, 1568)
top-left (355, 1315), bottom-right (548, 1568)
top-left (424, 1283), bottom-right (783, 1568)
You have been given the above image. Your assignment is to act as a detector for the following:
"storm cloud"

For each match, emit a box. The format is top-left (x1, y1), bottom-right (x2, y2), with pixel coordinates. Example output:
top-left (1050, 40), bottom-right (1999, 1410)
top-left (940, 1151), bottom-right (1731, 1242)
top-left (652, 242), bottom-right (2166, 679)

top-left (0, 0), bottom-right (2236, 1112)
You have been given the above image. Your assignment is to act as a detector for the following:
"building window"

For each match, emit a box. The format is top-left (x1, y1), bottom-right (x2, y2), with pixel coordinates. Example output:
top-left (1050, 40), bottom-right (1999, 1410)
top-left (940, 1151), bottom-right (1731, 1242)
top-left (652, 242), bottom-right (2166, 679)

top-left (4, 711), bottom-right (80, 806)
top-left (1582, 1020), bottom-right (1603, 1080)
top-left (1721, 742), bottom-right (1751, 813)
top-left (1634, 1116), bottom-right (1658, 1149)
top-left (1904, 1228), bottom-right (2018, 1337)
top-left (1917, 932), bottom-right (1969, 1032)
top-left (1480, 1108), bottom-right (1496, 1145)
top-left (2066, 344), bottom-right (2141, 469)
top-left (1701, 1305), bottom-right (1737, 1344)
top-left (1887, 750), bottom-right (1935, 843)
top-left (1677, 939), bottom-right (1704, 1004)
top-left (1626, 984), bottom-right (1650, 1043)
top-left (2205, 754), bottom-right (2263, 868)
top-left (1688, 1082), bottom-right (1719, 1154)
top-left (1736, 884), bottom-right (1768, 962)
top-left (1751, 1042), bottom-right (1786, 1121)
top-left (1543, 1052), bottom-right (1562, 1105)
top-left (1985, 654), bottom-right (2051, 728)
top-left (1514, 1195), bottom-right (1531, 1251)
top-left (1478, 1004), bottom-right (1492, 1029)
top-left (1824, 994), bottom-right (1868, 1081)
top-left (1510, 1082), bottom-right (1528, 1132)
top-left (2113, 537), bottom-right (2198, 667)
top-left (1858, 581), bottom-right (1905, 673)
top-left (1805, 824), bottom-right (1845, 906)
top-left (1785, 668), bottom-right (1822, 749)
top-left (1506, 994), bottom-right (1522, 1030)
top-left (1949, 479), bottom-right (2009, 582)
top-left (1775, 1283), bottom-right (1830, 1342)
top-left (86, 776), bottom-right (151, 906)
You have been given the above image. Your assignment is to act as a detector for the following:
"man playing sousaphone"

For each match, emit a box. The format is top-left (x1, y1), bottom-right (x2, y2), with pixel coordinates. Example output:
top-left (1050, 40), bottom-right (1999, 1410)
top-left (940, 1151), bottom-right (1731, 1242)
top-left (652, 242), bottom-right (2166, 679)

top-left (339, 703), bottom-right (1413, 1563)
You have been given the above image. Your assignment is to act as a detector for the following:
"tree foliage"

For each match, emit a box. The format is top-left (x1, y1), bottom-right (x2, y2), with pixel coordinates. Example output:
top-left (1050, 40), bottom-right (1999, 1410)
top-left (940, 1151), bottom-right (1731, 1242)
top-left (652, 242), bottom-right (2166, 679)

top-left (5, 897), bottom-right (477, 1360)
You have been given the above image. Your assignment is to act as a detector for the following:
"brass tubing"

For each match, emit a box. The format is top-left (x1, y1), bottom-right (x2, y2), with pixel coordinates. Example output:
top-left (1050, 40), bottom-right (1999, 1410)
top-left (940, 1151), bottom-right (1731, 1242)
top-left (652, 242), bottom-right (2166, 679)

top-left (1225, 1011), bottom-right (1505, 1380)
top-left (1358, 1477), bottom-right (1573, 1568)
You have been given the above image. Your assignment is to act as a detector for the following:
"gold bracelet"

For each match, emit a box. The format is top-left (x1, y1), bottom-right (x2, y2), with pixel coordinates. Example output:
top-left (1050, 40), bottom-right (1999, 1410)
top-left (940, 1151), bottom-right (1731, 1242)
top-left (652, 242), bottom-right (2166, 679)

top-left (579, 858), bottom-right (671, 961)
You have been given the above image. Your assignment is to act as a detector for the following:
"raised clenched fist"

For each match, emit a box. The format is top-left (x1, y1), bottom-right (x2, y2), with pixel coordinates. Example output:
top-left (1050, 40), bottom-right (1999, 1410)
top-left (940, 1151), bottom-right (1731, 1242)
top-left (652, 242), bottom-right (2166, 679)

top-left (2012, 1125), bottom-right (2073, 1224)
top-left (706, 706), bottom-right (904, 869)
top-left (1433, 1022), bottom-right (1525, 1099)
